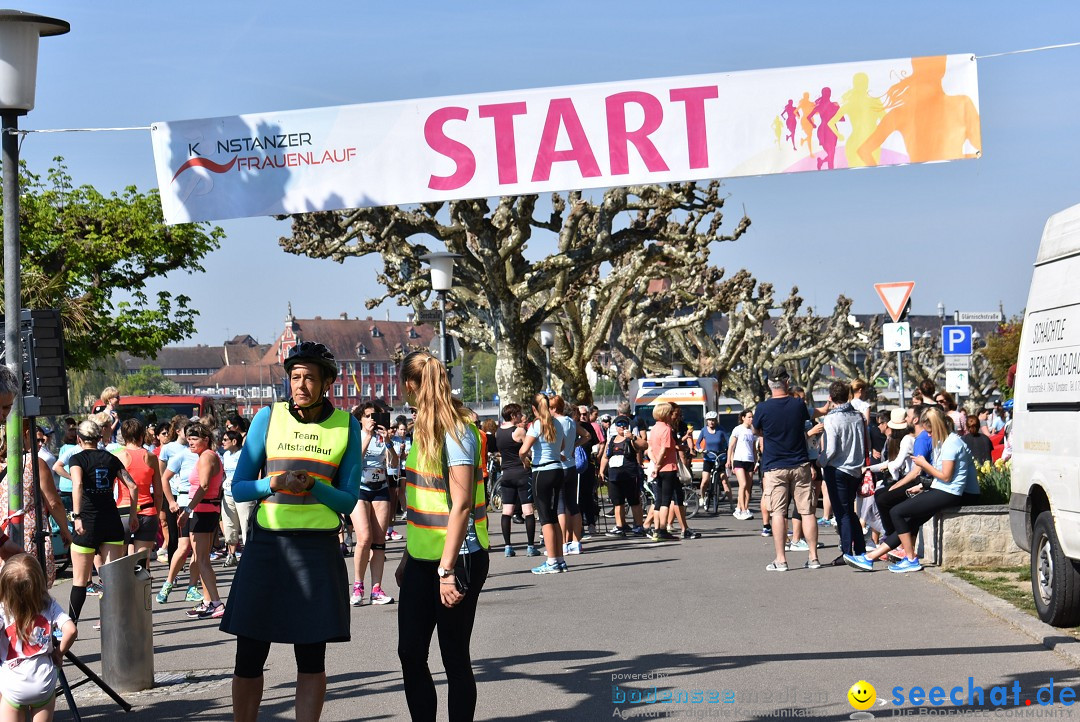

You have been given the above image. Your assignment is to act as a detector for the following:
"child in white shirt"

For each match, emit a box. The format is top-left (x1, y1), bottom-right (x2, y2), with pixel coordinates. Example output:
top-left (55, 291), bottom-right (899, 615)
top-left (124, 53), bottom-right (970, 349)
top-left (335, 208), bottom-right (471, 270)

top-left (0, 554), bottom-right (77, 718)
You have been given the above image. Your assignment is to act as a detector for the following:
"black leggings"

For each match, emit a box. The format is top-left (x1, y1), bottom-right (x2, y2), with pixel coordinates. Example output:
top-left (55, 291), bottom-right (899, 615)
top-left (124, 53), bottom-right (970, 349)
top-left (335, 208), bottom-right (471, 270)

top-left (578, 464), bottom-right (596, 526)
top-left (531, 468), bottom-right (563, 525)
top-left (882, 489), bottom-right (978, 550)
top-left (398, 551), bottom-right (489, 722)
top-left (234, 635), bottom-right (327, 678)
top-left (874, 479), bottom-right (923, 538)
top-left (656, 470), bottom-right (683, 509)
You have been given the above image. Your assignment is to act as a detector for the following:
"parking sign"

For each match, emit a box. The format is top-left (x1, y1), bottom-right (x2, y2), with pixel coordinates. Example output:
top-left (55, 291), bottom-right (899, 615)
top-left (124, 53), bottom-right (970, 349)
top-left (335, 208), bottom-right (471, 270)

top-left (941, 325), bottom-right (973, 355)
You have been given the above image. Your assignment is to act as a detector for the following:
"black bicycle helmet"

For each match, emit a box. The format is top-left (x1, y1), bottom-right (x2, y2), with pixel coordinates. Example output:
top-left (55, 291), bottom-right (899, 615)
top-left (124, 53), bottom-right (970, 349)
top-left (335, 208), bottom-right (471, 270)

top-left (284, 341), bottom-right (338, 382)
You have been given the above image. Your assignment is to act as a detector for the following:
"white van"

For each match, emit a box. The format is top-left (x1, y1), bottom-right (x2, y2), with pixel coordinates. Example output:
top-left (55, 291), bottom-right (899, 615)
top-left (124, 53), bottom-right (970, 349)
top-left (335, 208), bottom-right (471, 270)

top-left (1011, 201), bottom-right (1080, 626)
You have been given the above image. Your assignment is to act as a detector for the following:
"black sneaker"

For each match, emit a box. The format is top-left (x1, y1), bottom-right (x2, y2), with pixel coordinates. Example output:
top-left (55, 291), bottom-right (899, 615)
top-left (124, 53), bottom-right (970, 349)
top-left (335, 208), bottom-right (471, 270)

top-left (512, 514), bottom-right (525, 525)
top-left (657, 531), bottom-right (678, 541)
top-left (682, 529), bottom-right (701, 540)
top-left (605, 527), bottom-right (627, 538)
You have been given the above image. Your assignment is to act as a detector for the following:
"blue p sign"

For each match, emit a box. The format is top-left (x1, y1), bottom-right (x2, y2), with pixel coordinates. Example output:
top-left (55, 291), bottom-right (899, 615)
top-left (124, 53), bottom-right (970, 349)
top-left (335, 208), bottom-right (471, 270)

top-left (941, 325), bottom-right (973, 355)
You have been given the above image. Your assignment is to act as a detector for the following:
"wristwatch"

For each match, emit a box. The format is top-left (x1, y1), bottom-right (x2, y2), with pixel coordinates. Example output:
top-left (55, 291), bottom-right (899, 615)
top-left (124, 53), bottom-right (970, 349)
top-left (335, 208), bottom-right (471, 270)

top-left (437, 566), bottom-right (453, 579)
top-left (71, 513), bottom-right (81, 520)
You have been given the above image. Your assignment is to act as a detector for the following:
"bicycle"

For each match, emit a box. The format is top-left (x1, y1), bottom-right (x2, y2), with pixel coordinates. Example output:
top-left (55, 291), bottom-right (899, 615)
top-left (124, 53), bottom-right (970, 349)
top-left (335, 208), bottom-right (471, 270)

top-left (486, 462), bottom-right (503, 513)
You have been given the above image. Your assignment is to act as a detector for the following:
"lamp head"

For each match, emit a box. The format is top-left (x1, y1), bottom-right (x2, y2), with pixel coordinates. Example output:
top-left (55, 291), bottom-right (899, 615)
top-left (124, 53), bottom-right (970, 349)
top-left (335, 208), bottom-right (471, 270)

top-left (420, 252), bottom-right (462, 292)
top-left (0, 10), bottom-right (69, 113)
top-left (539, 322), bottom-right (556, 349)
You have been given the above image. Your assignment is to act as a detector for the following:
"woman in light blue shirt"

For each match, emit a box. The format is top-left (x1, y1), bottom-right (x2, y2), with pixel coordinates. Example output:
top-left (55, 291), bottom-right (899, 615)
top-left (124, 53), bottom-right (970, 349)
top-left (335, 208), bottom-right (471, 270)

top-left (551, 395), bottom-right (587, 556)
top-left (845, 406), bottom-right (980, 574)
top-left (519, 393), bottom-right (566, 574)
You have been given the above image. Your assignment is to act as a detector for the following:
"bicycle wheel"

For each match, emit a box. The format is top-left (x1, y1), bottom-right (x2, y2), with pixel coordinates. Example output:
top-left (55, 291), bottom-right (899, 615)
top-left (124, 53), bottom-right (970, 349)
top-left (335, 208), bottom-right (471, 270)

top-left (683, 486), bottom-right (700, 518)
top-left (488, 476), bottom-right (503, 512)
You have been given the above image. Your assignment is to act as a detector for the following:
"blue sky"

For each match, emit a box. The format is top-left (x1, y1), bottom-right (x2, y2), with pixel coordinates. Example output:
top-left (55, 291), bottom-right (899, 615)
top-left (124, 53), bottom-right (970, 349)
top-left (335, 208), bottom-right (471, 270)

top-left (17, 1), bottom-right (1080, 346)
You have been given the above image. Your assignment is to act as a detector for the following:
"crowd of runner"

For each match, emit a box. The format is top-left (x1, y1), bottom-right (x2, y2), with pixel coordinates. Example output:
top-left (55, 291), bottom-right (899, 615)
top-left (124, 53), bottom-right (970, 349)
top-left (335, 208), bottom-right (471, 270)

top-left (2, 351), bottom-right (1016, 721)
top-left (24, 368), bottom-right (1013, 618)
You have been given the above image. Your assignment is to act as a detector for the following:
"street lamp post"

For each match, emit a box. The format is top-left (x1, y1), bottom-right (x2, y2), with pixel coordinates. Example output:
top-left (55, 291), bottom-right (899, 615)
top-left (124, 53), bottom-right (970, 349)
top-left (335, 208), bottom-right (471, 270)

top-left (0, 11), bottom-right (69, 548)
top-left (241, 361), bottom-right (248, 415)
top-left (470, 364), bottom-right (479, 405)
top-left (539, 322), bottom-right (556, 394)
top-left (421, 252), bottom-right (461, 365)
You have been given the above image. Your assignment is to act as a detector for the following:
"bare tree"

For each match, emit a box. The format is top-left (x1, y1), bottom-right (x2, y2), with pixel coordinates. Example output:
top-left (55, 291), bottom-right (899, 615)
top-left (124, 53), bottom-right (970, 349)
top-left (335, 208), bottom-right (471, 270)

top-left (280, 183), bottom-right (748, 402)
top-left (630, 270), bottom-right (864, 407)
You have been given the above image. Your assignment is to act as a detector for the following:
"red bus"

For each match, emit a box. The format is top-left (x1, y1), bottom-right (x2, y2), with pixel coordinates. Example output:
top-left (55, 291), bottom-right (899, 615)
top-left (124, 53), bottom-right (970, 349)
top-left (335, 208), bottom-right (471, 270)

top-left (91, 394), bottom-right (240, 427)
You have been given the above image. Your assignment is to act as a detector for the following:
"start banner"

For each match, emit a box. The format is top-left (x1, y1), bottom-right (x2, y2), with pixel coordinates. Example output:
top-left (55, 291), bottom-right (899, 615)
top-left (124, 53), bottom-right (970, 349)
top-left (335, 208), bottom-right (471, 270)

top-left (151, 54), bottom-right (980, 224)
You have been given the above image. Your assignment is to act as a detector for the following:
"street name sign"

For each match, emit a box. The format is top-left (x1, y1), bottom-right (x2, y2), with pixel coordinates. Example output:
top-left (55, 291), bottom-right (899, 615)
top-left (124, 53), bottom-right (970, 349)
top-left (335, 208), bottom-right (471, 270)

top-left (416, 309), bottom-right (442, 324)
top-left (956, 311), bottom-right (1003, 323)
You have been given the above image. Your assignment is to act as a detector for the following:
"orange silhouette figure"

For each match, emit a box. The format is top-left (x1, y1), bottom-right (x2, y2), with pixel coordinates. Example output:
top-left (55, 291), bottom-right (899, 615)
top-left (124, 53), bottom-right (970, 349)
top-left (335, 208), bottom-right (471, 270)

top-left (797, 92), bottom-right (816, 155)
top-left (828, 72), bottom-right (885, 168)
top-left (856, 55), bottom-right (981, 166)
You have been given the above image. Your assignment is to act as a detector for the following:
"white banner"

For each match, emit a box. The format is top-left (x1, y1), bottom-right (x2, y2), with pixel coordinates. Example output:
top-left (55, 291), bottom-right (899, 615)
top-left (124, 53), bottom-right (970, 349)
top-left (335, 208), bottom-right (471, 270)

top-left (151, 54), bottom-right (980, 224)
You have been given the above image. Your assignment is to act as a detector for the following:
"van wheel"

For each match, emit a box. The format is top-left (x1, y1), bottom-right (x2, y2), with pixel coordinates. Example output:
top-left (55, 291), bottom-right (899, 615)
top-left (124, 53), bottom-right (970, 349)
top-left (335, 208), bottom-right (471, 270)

top-left (1031, 511), bottom-right (1080, 626)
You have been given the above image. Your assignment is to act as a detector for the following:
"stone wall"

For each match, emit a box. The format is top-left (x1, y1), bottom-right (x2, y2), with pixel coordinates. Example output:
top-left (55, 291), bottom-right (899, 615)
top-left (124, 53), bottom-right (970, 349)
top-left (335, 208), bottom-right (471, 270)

top-left (920, 505), bottom-right (1027, 568)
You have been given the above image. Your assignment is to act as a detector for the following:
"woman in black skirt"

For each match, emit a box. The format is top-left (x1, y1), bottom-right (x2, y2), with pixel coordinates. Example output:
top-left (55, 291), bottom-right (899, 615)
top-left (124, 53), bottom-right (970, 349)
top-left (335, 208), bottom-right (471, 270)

top-left (221, 342), bottom-right (362, 722)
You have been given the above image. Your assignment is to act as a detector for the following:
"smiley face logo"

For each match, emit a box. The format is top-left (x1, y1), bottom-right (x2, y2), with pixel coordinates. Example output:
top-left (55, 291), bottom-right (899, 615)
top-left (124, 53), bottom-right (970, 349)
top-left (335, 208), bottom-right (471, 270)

top-left (848, 680), bottom-right (876, 710)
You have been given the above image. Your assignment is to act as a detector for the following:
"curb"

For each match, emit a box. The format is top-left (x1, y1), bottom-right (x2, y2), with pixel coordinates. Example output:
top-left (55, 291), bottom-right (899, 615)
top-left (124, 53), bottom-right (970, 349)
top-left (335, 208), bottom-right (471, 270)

top-left (925, 567), bottom-right (1080, 669)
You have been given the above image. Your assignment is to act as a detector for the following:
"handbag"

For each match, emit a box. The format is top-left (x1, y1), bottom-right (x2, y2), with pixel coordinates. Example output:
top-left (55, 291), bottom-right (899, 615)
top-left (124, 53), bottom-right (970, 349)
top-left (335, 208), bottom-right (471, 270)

top-left (858, 468), bottom-right (876, 498)
top-left (677, 458), bottom-right (693, 485)
top-left (857, 421), bottom-right (875, 497)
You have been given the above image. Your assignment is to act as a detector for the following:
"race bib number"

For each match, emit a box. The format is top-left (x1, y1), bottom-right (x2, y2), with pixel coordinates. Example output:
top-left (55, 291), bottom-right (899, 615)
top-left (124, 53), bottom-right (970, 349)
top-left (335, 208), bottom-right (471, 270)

top-left (609, 455), bottom-right (625, 468)
top-left (363, 468), bottom-right (387, 485)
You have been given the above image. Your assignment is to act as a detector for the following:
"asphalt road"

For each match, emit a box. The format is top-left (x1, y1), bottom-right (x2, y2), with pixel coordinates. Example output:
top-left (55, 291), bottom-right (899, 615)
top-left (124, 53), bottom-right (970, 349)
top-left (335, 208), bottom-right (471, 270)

top-left (59, 500), bottom-right (1080, 721)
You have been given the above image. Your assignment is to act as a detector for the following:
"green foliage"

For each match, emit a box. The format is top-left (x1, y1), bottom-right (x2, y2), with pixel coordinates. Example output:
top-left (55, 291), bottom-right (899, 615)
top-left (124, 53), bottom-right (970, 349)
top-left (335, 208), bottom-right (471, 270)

top-left (594, 377), bottom-right (619, 397)
top-left (118, 365), bottom-right (180, 396)
top-left (1, 158), bottom-right (224, 371)
top-left (455, 350), bottom-right (497, 404)
top-left (980, 320), bottom-right (1022, 400)
top-left (66, 356), bottom-right (125, 413)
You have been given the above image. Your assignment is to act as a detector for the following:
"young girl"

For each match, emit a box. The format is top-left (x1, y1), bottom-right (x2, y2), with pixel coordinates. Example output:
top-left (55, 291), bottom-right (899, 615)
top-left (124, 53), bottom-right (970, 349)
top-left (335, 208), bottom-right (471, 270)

top-left (0, 555), bottom-right (77, 719)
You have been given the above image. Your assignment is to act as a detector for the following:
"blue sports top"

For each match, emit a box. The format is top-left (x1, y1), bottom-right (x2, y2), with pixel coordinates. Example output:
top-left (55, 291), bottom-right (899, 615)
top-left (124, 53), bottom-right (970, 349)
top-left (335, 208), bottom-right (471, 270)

top-left (527, 419), bottom-right (565, 467)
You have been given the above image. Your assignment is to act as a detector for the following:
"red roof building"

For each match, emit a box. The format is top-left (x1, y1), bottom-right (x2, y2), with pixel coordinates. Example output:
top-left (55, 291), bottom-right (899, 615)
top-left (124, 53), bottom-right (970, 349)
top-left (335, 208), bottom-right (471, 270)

top-left (265, 305), bottom-right (436, 412)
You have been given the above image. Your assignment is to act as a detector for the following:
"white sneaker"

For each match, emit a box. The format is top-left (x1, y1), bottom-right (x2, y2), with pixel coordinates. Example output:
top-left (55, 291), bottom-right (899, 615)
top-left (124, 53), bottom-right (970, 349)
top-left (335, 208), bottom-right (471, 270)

top-left (562, 542), bottom-right (570, 555)
top-left (568, 541), bottom-right (582, 555)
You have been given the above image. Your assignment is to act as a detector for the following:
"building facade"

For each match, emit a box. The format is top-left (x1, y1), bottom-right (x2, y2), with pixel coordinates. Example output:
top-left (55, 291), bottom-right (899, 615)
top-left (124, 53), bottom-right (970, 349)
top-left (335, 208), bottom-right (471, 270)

top-left (272, 306), bottom-right (436, 412)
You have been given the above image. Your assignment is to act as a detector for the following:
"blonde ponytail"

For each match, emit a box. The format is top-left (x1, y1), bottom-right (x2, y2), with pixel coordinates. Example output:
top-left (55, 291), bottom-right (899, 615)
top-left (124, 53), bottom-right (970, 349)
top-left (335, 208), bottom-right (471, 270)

top-left (400, 351), bottom-right (472, 470)
top-left (533, 393), bottom-right (557, 443)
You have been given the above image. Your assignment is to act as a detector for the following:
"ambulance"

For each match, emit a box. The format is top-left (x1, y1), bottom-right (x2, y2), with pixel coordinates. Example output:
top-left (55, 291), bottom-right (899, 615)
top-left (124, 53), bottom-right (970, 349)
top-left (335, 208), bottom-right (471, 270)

top-left (629, 367), bottom-right (720, 479)
top-left (1010, 201), bottom-right (1080, 626)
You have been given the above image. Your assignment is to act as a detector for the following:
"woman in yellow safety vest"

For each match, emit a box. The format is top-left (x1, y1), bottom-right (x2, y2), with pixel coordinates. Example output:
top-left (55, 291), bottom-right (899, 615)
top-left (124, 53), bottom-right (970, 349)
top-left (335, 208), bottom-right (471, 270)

top-left (394, 350), bottom-right (489, 722)
top-left (220, 341), bottom-right (362, 722)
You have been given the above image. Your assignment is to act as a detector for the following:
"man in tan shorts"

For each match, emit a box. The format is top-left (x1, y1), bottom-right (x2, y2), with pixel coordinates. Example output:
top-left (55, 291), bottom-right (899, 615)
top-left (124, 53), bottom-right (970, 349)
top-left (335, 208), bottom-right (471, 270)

top-left (753, 366), bottom-right (820, 571)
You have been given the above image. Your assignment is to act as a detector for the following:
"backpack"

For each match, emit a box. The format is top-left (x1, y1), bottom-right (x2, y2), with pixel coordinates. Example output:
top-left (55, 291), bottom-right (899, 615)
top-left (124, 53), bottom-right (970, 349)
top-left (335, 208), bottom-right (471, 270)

top-left (575, 444), bottom-right (589, 470)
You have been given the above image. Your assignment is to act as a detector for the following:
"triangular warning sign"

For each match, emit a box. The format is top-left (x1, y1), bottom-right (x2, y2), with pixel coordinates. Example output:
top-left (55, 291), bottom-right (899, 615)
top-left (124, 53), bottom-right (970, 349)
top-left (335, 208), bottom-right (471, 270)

top-left (874, 282), bottom-right (915, 323)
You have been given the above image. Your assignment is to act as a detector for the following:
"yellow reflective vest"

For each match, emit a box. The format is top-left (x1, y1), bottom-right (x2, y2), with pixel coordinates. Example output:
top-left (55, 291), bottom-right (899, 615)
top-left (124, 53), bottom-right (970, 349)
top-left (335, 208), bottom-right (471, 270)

top-left (404, 424), bottom-right (489, 560)
top-left (256, 402), bottom-right (350, 532)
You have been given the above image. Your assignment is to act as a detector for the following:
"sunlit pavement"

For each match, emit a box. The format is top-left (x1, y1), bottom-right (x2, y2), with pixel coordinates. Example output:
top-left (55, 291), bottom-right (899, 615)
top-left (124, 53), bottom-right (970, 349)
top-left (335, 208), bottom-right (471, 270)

top-left (59, 501), bottom-right (1078, 720)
